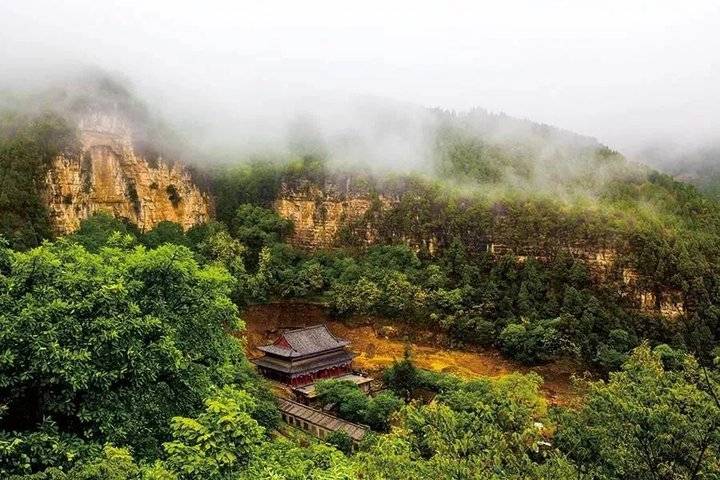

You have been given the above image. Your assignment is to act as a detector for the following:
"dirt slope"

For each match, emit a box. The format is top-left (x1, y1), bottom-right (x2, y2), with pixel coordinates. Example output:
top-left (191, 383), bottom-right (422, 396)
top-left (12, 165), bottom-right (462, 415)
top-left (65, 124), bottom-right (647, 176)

top-left (242, 301), bottom-right (583, 404)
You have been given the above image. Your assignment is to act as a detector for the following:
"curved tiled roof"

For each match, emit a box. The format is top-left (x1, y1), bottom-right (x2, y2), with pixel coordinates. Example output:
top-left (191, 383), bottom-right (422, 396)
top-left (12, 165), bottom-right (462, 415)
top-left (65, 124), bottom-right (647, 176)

top-left (252, 349), bottom-right (356, 374)
top-left (259, 325), bottom-right (350, 358)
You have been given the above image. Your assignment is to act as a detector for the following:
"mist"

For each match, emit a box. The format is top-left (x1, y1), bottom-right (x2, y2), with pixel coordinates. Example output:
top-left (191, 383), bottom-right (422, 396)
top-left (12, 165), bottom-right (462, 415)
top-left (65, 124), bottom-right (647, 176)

top-left (2, 1), bottom-right (720, 171)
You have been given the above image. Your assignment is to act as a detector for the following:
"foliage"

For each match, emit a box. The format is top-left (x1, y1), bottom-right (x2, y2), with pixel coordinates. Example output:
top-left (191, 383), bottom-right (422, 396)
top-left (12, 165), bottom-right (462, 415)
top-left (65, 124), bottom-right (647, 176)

top-left (68, 212), bottom-right (141, 251)
top-left (231, 204), bottom-right (293, 270)
top-left (382, 349), bottom-right (422, 402)
top-left (208, 161), bottom-right (286, 225)
top-left (162, 387), bottom-right (265, 479)
top-left (237, 440), bottom-right (357, 479)
top-left (499, 316), bottom-right (578, 364)
top-left (6, 90), bottom-right (720, 479)
top-left (143, 221), bottom-right (190, 249)
top-left (0, 240), bottom-right (269, 475)
top-left (325, 431), bottom-right (353, 455)
top-left (555, 344), bottom-right (720, 480)
top-left (0, 111), bottom-right (78, 249)
top-left (315, 380), bottom-right (402, 432)
top-left (357, 369), bottom-right (580, 479)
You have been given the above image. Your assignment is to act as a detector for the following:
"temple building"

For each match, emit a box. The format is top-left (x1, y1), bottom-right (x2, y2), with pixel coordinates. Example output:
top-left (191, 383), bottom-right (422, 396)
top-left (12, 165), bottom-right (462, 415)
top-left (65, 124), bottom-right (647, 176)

top-left (252, 325), bottom-right (359, 387)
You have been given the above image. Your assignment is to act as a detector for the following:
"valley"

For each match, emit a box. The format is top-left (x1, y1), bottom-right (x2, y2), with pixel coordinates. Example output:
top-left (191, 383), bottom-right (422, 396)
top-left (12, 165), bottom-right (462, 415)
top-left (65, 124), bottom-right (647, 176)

top-left (3, 72), bottom-right (720, 479)
top-left (243, 301), bottom-right (582, 405)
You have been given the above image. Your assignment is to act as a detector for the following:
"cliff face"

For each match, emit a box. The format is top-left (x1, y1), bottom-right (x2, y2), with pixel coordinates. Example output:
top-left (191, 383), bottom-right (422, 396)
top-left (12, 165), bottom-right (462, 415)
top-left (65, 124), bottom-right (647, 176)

top-left (274, 178), bottom-right (397, 249)
top-left (273, 179), bottom-right (685, 318)
top-left (43, 112), bottom-right (211, 234)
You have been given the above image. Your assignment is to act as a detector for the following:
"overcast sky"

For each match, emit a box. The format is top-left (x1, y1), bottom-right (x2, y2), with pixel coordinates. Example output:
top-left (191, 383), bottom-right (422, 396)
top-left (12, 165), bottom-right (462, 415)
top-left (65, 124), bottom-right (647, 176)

top-left (1, 0), bottom-right (719, 156)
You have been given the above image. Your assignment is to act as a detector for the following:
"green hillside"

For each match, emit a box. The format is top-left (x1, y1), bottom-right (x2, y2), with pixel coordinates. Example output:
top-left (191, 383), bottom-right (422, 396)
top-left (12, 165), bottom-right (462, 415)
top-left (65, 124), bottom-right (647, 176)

top-left (1, 85), bottom-right (720, 478)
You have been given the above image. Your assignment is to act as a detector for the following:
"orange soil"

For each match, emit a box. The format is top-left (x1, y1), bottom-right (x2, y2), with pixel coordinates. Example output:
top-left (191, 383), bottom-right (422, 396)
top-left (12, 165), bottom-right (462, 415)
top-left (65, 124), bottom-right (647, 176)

top-left (242, 302), bottom-right (583, 405)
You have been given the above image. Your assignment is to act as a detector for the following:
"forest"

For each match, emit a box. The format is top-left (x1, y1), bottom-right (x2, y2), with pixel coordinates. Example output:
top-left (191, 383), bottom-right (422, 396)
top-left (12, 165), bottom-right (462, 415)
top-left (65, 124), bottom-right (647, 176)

top-left (1, 91), bottom-right (720, 479)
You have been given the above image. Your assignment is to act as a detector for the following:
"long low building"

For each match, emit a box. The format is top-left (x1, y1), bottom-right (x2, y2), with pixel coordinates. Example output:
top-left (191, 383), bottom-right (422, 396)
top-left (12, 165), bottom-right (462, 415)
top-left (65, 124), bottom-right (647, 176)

top-left (277, 398), bottom-right (369, 445)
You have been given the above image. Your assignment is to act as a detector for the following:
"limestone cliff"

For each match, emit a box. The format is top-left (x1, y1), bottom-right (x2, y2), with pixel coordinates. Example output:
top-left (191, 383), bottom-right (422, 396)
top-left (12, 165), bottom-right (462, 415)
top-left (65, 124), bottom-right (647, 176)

top-left (274, 178), bottom-right (397, 249)
top-left (43, 111), bottom-right (211, 234)
top-left (272, 179), bottom-right (685, 318)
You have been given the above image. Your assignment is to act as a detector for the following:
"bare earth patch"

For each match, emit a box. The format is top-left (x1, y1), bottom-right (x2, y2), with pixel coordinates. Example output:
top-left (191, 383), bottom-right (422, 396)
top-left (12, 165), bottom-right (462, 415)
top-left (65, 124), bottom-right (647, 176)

top-left (242, 302), bottom-right (584, 405)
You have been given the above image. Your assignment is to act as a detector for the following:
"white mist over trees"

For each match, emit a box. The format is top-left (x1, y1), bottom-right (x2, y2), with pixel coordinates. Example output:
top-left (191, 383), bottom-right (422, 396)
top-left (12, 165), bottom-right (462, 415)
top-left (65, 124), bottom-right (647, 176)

top-left (1, 0), bottom-right (720, 164)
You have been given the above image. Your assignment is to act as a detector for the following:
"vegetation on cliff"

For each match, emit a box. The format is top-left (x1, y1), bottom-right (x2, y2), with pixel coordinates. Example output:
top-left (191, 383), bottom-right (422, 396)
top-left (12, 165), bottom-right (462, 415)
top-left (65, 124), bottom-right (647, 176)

top-left (1, 213), bottom-right (719, 478)
top-left (0, 111), bottom-right (78, 249)
top-left (194, 144), bottom-right (720, 371)
top-left (3, 78), bottom-right (720, 477)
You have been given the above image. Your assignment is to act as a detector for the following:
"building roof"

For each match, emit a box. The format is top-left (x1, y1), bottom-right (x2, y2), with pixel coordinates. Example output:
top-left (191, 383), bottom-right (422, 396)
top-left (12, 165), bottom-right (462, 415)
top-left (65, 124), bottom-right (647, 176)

top-left (252, 349), bottom-right (356, 374)
top-left (258, 325), bottom-right (350, 358)
top-left (278, 398), bottom-right (369, 442)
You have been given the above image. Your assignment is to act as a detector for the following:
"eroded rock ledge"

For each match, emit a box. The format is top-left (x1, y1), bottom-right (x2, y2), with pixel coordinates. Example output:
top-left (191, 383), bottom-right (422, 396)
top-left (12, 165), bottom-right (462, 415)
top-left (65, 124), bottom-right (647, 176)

top-left (44, 111), bottom-right (211, 234)
top-left (273, 178), bottom-right (685, 318)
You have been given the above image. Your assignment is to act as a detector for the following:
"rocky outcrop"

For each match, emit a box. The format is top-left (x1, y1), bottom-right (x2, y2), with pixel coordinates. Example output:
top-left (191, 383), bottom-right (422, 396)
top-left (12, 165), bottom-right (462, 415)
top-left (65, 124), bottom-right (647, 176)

top-left (43, 111), bottom-right (211, 234)
top-left (273, 180), bottom-right (685, 318)
top-left (274, 178), bottom-right (397, 249)
top-left (621, 268), bottom-right (685, 318)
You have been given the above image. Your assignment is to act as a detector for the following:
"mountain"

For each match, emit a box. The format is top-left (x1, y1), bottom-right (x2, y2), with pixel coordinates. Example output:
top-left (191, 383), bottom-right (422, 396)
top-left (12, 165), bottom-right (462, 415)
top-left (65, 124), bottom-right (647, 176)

top-left (640, 143), bottom-right (720, 199)
top-left (209, 107), bottom-right (720, 330)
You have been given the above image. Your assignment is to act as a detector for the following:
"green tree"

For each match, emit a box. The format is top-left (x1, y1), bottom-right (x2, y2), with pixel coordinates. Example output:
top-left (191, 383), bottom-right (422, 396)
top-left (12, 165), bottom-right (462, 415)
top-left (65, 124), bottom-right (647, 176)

top-left (556, 345), bottom-right (720, 479)
top-left (365, 392), bottom-right (403, 432)
top-left (143, 221), bottom-right (189, 249)
top-left (358, 371), bottom-right (579, 479)
top-left (68, 212), bottom-right (140, 251)
top-left (163, 387), bottom-right (265, 479)
top-left (499, 317), bottom-right (576, 364)
top-left (0, 111), bottom-right (78, 250)
top-left (383, 349), bottom-right (421, 402)
top-left (325, 431), bottom-right (353, 455)
top-left (0, 241), bottom-right (267, 474)
top-left (315, 380), bottom-right (369, 425)
top-left (315, 380), bottom-right (401, 432)
top-left (231, 204), bottom-right (292, 270)
top-left (237, 441), bottom-right (356, 479)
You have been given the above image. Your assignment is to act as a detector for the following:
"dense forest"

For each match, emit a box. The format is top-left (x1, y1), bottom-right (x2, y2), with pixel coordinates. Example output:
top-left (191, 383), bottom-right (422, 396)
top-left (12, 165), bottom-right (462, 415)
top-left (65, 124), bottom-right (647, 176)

top-left (2, 81), bottom-right (720, 478)
top-left (2, 219), bottom-right (719, 479)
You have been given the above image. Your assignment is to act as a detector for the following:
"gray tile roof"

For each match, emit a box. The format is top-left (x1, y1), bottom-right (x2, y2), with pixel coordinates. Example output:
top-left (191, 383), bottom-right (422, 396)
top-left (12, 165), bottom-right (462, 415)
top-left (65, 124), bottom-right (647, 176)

top-left (258, 325), bottom-right (350, 358)
top-left (252, 349), bottom-right (356, 374)
top-left (278, 398), bottom-right (369, 442)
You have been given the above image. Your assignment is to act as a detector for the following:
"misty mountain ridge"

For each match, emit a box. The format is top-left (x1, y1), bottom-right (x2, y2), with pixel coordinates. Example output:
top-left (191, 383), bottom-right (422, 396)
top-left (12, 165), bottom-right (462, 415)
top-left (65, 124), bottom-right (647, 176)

top-left (3, 72), bottom-right (716, 239)
top-left (639, 143), bottom-right (720, 199)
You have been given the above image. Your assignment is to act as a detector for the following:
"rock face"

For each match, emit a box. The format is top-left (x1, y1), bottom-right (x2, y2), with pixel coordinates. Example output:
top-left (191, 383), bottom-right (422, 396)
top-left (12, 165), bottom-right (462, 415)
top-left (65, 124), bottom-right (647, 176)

top-left (43, 112), bottom-right (211, 234)
top-left (273, 179), bottom-right (685, 318)
top-left (274, 178), bottom-right (396, 249)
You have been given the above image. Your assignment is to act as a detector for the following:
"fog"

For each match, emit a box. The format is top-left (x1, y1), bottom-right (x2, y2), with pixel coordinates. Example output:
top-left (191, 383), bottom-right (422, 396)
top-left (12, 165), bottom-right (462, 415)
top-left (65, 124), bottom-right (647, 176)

top-left (2, 0), bottom-right (720, 166)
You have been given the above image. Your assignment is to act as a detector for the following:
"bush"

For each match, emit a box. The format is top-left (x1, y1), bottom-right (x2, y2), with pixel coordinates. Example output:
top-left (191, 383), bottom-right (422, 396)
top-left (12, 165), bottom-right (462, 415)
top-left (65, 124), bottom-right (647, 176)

top-left (555, 345), bottom-right (720, 480)
top-left (315, 380), bottom-right (402, 432)
top-left (499, 317), bottom-right (575, 364)
top-left (325, 431), bottom-right (353, 455)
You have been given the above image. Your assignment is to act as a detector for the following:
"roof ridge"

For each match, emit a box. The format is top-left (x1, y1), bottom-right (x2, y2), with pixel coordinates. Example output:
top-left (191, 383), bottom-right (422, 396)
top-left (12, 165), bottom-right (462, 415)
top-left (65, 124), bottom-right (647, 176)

top-left (285, 324), bottom-right (326, 333)
top-left (278, 398), bottom-right (370, 430)
top-left (284, 325), bottom-right (334, 347)
top-left (261, 324), bottom-right (350, 357)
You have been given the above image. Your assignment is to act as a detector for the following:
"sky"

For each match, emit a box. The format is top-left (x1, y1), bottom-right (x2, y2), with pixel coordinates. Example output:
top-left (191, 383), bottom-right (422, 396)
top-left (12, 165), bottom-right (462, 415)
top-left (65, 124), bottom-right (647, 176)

top-left (1, 0), bottom-right (719, 157)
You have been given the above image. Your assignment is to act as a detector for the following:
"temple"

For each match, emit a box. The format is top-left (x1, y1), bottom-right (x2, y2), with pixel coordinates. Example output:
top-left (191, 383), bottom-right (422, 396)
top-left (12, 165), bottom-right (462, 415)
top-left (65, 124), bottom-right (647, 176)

top-left (252, 325), bottom-right (357, 387)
